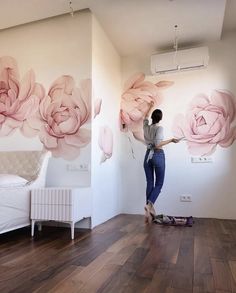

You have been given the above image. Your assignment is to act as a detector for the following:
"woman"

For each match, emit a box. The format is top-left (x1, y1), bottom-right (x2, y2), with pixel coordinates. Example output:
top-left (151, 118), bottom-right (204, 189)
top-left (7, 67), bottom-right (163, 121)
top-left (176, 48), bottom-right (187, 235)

top-left (143, 102), bottom-right (179, 223)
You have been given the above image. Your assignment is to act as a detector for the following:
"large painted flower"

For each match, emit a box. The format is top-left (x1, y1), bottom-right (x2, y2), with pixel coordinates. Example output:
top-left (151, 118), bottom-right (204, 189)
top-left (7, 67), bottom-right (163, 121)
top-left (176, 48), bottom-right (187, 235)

top-left (120, 72), bottom-right (173, 142)
top-left (28, 76), bottom-right (91, 160)
top-left (98, 126), bottom-right (113, 163)
top-left (0, 56), bottom-right (44, 136)
top-left (173, 90), bottom-right (236, 155)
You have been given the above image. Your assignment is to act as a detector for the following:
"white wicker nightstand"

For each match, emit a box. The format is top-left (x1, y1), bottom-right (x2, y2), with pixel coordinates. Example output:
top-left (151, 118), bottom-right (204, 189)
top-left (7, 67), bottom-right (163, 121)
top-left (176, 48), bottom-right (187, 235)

top-left (31, 187), bottom-right (91, 239)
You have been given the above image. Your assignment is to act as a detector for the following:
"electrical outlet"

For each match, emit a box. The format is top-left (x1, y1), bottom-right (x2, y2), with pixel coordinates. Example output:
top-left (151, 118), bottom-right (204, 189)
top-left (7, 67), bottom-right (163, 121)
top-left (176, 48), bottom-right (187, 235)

top-left (180, 194), bottom-right (192, 202)
top-left (66, 163), bottom-right (89, 172)
top-left (191, 156), bottom-right (213, 163)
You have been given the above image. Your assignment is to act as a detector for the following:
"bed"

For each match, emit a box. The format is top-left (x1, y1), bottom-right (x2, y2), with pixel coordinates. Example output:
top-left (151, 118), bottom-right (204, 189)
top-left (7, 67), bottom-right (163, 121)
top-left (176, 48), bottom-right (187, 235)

top-left (0, 150), bottom-right (50, 234)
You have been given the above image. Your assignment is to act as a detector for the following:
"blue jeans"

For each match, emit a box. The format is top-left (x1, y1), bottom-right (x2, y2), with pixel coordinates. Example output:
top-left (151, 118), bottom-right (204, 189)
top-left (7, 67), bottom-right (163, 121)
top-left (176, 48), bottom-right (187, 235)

top-left (143, 149), bottom-right (165, 204)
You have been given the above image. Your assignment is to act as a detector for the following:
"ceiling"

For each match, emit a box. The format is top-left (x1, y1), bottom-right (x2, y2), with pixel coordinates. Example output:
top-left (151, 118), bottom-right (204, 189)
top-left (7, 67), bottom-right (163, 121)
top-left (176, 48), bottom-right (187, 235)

top-left (0, 0), bottom-right (235, 57)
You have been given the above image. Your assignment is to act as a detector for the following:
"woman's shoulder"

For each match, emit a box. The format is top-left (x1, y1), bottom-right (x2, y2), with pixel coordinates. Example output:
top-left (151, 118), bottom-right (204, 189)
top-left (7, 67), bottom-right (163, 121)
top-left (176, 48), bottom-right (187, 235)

top-left (153, 124), bottom-right (163, 130)
top-left (156, 125), bottom-right (164, 134)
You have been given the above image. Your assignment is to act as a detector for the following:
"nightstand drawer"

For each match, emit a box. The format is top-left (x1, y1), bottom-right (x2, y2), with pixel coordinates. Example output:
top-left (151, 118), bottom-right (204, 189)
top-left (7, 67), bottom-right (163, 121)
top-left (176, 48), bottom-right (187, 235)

top-left (31, 188), bottom-right (73, 205)
top-left (31, 204), bottom-right (72, 221)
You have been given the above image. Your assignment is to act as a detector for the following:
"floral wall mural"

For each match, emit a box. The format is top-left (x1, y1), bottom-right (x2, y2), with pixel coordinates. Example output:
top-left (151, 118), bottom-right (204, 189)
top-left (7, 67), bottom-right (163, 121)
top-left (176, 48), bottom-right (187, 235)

top-left (120, 72), bottom-right (174, 142)
top-left (0, 56), bottom-right (44, 137)
top-left (98, 126), bottom-right (113, 163)
top-left (120, 72), bottom-right (236, 157)
top-left (0, 56), bottom-right (91, 160)
top-left (173, 90), bottom-right (236, 156)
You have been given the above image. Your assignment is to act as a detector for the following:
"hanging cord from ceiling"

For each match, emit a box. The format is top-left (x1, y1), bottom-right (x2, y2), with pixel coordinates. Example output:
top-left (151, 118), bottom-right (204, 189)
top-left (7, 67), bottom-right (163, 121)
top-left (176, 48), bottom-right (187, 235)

top-left (69, 0), bottom-right (74, 17)
top-left (173, 24), bottom-right (179, 68)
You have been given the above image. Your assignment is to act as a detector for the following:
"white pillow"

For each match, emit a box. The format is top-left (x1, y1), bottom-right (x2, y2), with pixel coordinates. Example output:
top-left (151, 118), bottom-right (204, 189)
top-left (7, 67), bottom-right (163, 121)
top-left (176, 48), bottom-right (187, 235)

top-left (0, 174), bottom-right (28, 187)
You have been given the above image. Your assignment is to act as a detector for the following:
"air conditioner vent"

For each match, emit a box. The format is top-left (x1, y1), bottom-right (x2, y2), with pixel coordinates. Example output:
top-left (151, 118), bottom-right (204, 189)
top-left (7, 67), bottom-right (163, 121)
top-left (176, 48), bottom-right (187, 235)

top-left (151, 46), bottom-right (209, 75)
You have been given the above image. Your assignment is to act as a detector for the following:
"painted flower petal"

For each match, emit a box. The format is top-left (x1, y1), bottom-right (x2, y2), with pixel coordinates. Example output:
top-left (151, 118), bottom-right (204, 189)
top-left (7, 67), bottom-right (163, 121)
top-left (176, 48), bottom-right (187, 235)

top-left (0, 56), bottom-right (19, 83)
top-left (211, 90), bottom-right (236, 122)
top-left (12, 96), bottom-right (39, 121)
top-left (189, 94), bottom-right (210, 109)
top-left (94, 98), bottom-right (102, 118)
top-left (65, 128), bottom-right (91, 147)
top-left (155, 80), bottom-right (174, 88)
top-left (121, 110), bottom-right (132, 124)
top-left (39, 126), bottom-right (58, 149)
top-left (49, 75), bottom-right (75, 100)
top-left (123, 72), bottom-right (145, 92)
top-left (18, 69), bottom-right (35, 101)
top-left (39, 96), bottom-right (53, 120)
top-left (72, 88), bottom-right (90, 125)
top-left (98, 126), bottom-right (113, 163)
top-left (59, 115), bottom-right (78, 134)
top-left (26, 114), bottom-right (42, 130)
top-left (0, 118), bottom-right (22, 136)
top-left (20, 120), bottom-right (39, 137)
top-left (32, 82), bottom-right (45, 101)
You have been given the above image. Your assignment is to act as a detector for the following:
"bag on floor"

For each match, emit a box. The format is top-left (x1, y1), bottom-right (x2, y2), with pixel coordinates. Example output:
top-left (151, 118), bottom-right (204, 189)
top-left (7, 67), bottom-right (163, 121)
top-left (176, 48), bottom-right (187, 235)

top-left (153, 214), bottom-right (193, 226)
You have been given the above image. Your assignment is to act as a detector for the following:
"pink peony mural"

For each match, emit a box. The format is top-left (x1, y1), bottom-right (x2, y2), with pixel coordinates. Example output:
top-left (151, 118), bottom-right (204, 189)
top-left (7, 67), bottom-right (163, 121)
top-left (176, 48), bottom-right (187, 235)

top-left (0, 56), bottom-right (45, 137)
top-left (173, 90), bottom-right (236, 156)
top-left (0, 56), bottom-right (91, 160)
top-left (120, 72), bottom-right (174, 142)
top-left (94, 98), bottom-right (102, 118)
top-left (27, 76), bottom-right (91, 160)
top-left (98, 126), bottom-right (113, 163)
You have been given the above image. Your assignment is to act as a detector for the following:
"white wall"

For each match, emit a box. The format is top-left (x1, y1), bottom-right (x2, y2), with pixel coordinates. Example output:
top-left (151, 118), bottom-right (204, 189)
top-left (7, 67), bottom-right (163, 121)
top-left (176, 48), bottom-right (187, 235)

top-left (91, 16), bottom-right (122, 227)
top-left (120, 32), bottom-right (236, 219)
top-left (0, 10), bottom-right (92, 187)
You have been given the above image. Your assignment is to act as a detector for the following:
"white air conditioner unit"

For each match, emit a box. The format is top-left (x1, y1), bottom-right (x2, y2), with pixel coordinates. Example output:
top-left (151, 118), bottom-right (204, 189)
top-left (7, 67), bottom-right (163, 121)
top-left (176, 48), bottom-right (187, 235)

top-left (151, 46), bottom-right (209, 75)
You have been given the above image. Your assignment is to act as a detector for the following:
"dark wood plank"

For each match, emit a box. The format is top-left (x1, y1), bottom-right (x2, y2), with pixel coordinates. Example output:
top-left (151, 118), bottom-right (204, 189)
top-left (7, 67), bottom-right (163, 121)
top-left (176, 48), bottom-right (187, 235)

top-left (211, 258), bottom-right (235, 292)
top-left (171, 230), bottom-right (194, 291)
top-left (0, 215), bottom-right (235, 293)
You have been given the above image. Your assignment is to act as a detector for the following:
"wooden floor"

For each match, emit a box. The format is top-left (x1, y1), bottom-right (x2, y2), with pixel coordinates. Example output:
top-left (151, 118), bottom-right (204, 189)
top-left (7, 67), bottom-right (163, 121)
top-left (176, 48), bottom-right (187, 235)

top-left (0, 215), bottom-right (236, 293)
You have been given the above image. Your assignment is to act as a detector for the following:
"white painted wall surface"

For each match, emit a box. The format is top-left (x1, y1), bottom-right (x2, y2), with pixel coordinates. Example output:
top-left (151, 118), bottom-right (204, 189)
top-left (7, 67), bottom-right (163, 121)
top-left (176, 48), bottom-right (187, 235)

top-left (91, 16), bottom-right (122, 227)
top-left (120, 32), bottom-right (236, 219)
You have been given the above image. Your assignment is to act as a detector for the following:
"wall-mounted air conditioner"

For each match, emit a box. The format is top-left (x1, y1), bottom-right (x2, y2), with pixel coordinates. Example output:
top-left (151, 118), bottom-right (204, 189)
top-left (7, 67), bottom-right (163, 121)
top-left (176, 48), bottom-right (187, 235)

top-left (151, 46), bottom-right (209, 75)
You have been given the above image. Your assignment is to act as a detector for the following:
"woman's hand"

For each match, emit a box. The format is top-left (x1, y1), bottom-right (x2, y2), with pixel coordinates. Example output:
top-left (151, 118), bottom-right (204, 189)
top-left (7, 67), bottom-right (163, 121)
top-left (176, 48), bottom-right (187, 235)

top-left (171, 138), bottom-right (181, 143)
top-left (145, 101), bottom-right (155, 118)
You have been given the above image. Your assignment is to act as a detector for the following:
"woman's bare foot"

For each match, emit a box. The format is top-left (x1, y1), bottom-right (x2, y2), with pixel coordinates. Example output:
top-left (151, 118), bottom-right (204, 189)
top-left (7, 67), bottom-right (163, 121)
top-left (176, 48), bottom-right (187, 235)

top-left (145, 202), bottom-right (157, 222)
top-left (144, 205), bottom-right (152, 224)
top-left (149, 203), bottom-right (156, 218)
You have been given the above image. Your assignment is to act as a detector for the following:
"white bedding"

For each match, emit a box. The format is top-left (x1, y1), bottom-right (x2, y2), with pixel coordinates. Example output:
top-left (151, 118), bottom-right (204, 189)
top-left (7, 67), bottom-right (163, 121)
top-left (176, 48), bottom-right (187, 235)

top-left (0, 174), bottom-right (28, 188)
top-left (0, 186), bottom-right (30, 233)
top-left (0, 151), bottom-right (51, 234)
